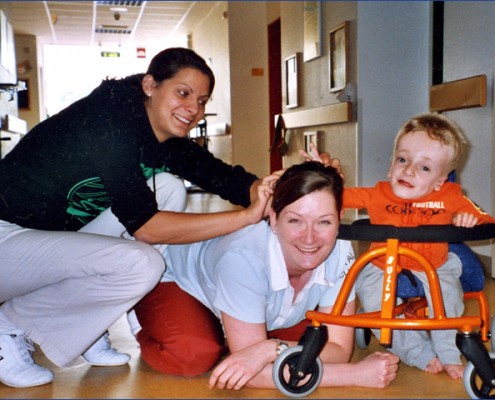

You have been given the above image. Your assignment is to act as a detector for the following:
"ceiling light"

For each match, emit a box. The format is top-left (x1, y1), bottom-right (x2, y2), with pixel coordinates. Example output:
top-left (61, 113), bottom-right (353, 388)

top-left (110, 7), bottom-right (128, 13)
top-left (96, 25), bottom-right (132, 34)
top-left (100, 24), bottom-right (129, 29)
top-left (96, 1), bottom-right (143, 7)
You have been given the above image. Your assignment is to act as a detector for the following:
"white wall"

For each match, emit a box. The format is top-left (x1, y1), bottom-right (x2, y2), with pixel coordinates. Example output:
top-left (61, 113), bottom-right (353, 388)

top-left (191, 2), bottom-right (230, 125)
top-left (228, 2), bottom-right (270, 178)
top-left (279, 1), bottom-right (359, 194)
top-left (443, 2), bottom-right (494, 216)
top-left (191, 2), bottom-right (232, 164)
top-left (193, 2), bottom-right (271, 177)
top-left (442, 2), bottom-right (495, 266)
top-left (357, 2), bottom-right (494, 266)
top-left (357, 2), bottom-right (431, 187)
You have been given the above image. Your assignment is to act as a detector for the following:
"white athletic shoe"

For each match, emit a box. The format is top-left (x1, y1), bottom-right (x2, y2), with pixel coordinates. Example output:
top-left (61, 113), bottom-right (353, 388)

top-left (82, 332), bottom-right (131, 366)
top-left (0, 330), bottom-right (54, 388)
top-left (126, 309), bottom-right (142, 337)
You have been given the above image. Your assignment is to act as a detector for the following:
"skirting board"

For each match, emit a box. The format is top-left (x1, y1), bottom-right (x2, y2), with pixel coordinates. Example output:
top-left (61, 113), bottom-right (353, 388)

top-left (430, 75), bottom-right (487, 113)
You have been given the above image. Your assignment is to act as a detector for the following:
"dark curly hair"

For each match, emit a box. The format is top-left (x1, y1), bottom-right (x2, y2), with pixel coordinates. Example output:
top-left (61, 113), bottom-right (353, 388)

top-left (271, 161), bottom-right (344, 218)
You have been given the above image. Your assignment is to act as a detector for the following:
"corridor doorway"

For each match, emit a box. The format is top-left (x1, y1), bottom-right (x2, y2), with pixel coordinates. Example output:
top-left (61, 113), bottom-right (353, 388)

top-left (268, 19), bottom-right (282, 172)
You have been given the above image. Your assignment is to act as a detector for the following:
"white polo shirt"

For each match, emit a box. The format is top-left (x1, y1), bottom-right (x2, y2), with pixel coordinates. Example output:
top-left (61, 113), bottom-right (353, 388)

top-left (162, 220), bottom-right (355, 331)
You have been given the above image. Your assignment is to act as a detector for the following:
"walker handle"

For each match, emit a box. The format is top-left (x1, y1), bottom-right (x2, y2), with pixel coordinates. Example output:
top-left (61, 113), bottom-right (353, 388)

top-left (338, 220), bottom-right (495, 243)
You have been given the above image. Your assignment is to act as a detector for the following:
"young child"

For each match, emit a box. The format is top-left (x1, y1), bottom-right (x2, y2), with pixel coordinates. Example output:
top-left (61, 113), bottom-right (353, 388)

top-left (343, 112), bottom-right (495, 379)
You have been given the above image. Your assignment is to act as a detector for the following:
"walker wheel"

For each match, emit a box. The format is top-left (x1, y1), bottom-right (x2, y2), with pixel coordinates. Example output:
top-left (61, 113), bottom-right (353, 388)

top-left (464, 352), bottom-right (495, 399)
top-left (272, 345), bottom-right (323, 398)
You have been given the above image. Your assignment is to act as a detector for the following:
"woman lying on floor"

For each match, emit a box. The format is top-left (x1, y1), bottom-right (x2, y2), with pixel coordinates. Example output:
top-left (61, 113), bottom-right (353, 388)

top-left (131, 161), bottom-right (400, 390)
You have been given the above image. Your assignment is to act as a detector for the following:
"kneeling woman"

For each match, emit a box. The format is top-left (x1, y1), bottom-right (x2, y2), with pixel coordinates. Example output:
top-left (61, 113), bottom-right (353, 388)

top-left (133, 162), bottom-right (399, 390)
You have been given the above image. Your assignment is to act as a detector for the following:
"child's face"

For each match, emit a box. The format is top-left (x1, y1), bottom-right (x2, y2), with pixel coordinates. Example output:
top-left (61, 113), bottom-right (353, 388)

top-left (388, 130), bottom-right (451, 200)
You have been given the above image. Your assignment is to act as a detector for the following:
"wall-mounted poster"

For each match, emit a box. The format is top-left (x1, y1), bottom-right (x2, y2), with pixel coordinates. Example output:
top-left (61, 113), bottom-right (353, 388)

top-left (285, 53), bottom-right (300, 109)
top-left (329, 21), bottom-right (349, 92)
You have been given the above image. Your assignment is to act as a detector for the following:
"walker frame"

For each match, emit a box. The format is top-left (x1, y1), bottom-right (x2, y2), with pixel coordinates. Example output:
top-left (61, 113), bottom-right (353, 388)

top-left (273, 222), bottom-right (495, 398)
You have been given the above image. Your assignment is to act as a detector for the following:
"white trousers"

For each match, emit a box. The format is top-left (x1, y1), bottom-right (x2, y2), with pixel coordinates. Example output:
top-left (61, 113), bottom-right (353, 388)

top-left (0, 173), bottom-right (187, 367)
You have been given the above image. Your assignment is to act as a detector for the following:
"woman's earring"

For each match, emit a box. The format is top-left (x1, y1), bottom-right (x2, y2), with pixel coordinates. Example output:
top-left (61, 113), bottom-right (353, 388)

top-left (147, 93), bottom-right (152, 98)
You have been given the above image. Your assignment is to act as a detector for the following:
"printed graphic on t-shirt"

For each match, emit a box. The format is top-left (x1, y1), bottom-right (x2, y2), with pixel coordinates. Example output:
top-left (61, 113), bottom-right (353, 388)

top-left (66, 177), bottom-right (110, 226)
top-left (140, 163), bottom-right (166, 179)
top-left (385, 203), bottom-right (447, 219)
top-left (65, 163), bottom-right (166, 225)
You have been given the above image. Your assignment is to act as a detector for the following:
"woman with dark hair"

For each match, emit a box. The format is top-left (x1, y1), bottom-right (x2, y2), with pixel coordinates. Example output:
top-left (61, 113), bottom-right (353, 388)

top-left (0, 47), bottom-right (277, 388)
top-left (133, 162), bottom-right (399, 389)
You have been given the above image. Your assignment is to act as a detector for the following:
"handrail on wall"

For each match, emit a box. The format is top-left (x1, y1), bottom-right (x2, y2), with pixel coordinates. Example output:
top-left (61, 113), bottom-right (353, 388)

top-left (430, 75), bottom-right (486, 113)
top-left (275, 101), bottom-right (353, 129)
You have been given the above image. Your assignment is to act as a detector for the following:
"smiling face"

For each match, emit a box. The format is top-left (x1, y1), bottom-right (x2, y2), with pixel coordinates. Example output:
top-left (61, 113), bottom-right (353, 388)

top-left (388, 130), bottom-right (452, 200)
top-left (142, 67), bottom-right (211, 143)
top-left (270, 190), bottom-right (341, 277)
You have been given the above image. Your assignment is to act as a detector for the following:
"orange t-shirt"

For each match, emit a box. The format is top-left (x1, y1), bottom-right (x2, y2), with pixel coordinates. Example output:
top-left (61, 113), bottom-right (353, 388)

top-left (343, 181), bottom-right (495, 271)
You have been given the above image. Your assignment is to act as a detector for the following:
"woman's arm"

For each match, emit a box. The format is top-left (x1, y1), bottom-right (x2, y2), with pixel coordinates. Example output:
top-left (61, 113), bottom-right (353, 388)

top-left (317, 300), bottom-right (399, 388)
top-left (160, 137), bottom-right (260, 207)
top-left (318, 351), bottom-right (400, 388)
top-left (208, 313), bottom-right (287, 390)
top-left (133, 172), bottom-right (278, 244)
top-left (316, 300), bottom-right (355, 363)
top-left (209, 300), bottom-right (399, 391)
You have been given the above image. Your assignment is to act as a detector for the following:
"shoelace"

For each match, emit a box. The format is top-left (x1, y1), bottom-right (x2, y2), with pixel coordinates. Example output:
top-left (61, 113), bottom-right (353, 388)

top-left (102, 334), bottom-right (111, 349)
top-left (11, 334), bottom-right (35, 365)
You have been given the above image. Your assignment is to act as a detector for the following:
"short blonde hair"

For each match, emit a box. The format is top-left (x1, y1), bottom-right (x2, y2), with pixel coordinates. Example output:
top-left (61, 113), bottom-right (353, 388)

top-left (392, 112), bottom-right (467, 173)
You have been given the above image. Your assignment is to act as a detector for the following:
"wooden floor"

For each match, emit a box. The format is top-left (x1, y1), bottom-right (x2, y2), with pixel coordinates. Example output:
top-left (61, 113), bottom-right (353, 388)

top-left (2, 192), bottom-right (494, 399)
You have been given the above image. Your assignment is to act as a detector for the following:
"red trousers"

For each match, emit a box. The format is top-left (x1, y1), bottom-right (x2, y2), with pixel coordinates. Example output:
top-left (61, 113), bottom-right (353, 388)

top-left (134, 282), bottom-right (310, 376)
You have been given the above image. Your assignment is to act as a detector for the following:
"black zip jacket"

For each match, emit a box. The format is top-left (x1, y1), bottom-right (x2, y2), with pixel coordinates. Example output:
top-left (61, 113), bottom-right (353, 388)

top-left (0, 74), bottom-right (258, 234)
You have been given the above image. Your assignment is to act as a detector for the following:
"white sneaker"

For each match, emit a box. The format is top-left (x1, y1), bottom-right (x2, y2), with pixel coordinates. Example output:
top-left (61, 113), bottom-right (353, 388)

top-left (0, 330), bottom-right (54, 388)
top-left (126, 309), bottom-right (142, 337)
top-left (82, 332), bottom-right (131, 366)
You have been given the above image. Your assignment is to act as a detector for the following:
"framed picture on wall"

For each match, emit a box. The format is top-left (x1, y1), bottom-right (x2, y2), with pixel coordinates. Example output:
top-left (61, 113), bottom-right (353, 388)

top-left (303, 1), bottom-right (322, 62)
top-left (329, 21), bottom-right (349, 92)
top-left (285, 53), bottom-right (300, 109)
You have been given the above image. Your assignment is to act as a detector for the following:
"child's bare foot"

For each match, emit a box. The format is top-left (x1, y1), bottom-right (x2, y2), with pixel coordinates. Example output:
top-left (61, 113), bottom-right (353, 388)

top-left (425, 357), bottom-right (444, 374)
top-left (444, 364), bottom-right (464, 379)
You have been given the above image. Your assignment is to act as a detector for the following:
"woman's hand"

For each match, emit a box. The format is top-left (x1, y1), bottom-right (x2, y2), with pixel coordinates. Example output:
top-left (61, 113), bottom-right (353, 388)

top-left (208, 340), bottom-right (274, 390)
top-left (210, 313), bottom-right (281, 390)
top-left (352, 351), bottom-right (400, 388)
top-left (248, 170), bottom-right (283, 219)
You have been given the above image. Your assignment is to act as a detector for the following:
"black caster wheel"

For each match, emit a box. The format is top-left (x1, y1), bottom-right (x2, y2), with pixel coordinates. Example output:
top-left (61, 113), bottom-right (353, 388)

top-left (355, 327), bottom-right (371, 349)
top-left (464, 352), bottom-right (495, 399)
top-left (272, 345), bottom-right (323, 398)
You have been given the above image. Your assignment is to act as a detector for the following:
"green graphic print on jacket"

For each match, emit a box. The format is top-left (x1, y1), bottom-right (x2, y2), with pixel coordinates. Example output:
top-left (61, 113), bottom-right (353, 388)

top-left (66, 164), bottom-right (166, 227)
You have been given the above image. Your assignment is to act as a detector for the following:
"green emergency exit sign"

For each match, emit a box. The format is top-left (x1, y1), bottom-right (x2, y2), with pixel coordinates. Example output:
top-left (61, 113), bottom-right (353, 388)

top-left (101, 52), bottom-right (121, 58)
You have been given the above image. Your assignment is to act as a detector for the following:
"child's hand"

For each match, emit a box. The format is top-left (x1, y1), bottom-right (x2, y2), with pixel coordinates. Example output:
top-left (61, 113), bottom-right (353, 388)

top-left (298, 143), bottom-right (344, 180)
top-left (453, 213), bottom-right (478, 227)
top-left (299, 143), bottom-right (325, 163)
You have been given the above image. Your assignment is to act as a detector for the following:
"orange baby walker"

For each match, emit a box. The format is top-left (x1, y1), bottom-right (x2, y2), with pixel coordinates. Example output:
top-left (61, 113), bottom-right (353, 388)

top-left (272, 221), bottom-right (495, 398)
